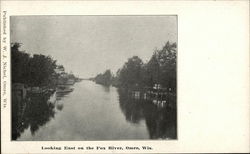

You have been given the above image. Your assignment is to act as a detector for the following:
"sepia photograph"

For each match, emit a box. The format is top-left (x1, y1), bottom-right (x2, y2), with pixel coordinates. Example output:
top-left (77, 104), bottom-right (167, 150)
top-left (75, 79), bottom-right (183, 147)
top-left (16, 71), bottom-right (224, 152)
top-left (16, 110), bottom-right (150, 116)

top-left (10, 16), bottom-right (177, 141)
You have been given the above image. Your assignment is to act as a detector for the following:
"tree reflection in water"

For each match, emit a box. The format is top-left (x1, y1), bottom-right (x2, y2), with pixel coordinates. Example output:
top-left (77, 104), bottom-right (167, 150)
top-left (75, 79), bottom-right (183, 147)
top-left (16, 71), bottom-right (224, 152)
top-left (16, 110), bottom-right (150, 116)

top-left (12, 85), bottom-right (176, 140)
top-left (12, 91), bottom-right (66, 140)
top-left (117, 88), bottom-right (177, 139)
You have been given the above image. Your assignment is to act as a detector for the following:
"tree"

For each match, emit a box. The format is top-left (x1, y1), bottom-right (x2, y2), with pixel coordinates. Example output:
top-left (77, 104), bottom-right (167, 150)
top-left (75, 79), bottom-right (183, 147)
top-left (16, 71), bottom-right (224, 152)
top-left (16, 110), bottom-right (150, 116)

top-left (28, 54), bottom-right (57, 86)
top-left (117, 41), bottom-right (177, 92)
top-left (118, 56), bottom-right (143, 88)
top-left (11, 43), bottom-right (30, 84)
top-left (153, 41), bottom-right (177, 91)
top-left (11, 42), bottom-right (57, 87)
top-left (96, 41), bottom-right (177, 93)
top-left (144, 52), bottom-right (160, 87)
top-left (95, 69), bottom-right (112, 86)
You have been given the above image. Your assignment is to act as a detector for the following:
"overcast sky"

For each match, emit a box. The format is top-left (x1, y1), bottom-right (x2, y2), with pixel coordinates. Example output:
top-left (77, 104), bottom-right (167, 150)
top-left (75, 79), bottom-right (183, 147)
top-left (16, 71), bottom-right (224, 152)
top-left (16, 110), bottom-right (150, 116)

top-left (11, 16), bottom-right (177, 78)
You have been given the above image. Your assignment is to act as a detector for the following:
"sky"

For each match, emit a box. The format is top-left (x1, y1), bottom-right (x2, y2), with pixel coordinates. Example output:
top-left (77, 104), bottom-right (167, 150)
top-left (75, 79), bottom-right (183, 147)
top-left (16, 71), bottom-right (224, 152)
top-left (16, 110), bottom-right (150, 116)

top-left (10, 16), bottom-right (177, 78)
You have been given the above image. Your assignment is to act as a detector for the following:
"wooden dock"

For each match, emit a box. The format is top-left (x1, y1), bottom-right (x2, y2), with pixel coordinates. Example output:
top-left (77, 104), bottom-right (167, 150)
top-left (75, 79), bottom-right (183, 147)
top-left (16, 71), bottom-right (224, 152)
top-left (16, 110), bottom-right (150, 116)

top-left (128, 86), bottom-right (176, 108)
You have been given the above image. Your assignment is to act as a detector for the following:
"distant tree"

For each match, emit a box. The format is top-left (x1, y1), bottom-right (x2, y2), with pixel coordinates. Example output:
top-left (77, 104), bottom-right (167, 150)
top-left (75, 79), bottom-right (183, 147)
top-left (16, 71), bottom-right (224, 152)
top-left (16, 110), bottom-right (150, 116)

top-left (95, 69), bottom-right (112, 86)
top-left (102, 70), bottom-right (112, 85)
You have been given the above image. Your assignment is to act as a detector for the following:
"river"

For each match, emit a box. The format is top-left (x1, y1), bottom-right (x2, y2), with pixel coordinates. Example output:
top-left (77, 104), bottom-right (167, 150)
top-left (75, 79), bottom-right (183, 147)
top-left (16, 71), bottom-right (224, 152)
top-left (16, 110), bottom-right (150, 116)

top-left (12, 80), bottom-right (176, 140)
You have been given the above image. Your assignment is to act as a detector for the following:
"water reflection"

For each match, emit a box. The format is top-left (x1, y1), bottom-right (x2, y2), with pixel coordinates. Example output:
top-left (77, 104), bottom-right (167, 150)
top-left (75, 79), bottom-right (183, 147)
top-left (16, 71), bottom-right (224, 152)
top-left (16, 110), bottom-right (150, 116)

top-left (12, 92), bottom-right (54, 140)
top-left (117, 88), bottom-right (177, 139)
top-left (101, 85), bottom-right (110, 93)
top-left (12, 82), bottom-right (176, 140)
top-left (56, 102), bottom-right (64, 111)
top-left (12, 87), bottom-right (74, 140)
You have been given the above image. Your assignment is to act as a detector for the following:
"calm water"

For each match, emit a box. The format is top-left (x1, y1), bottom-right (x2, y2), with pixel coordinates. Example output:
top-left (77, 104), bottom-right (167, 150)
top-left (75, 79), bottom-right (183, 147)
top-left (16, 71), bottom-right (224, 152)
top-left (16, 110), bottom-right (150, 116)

top-left (12, 80), bottom-right (176, 140)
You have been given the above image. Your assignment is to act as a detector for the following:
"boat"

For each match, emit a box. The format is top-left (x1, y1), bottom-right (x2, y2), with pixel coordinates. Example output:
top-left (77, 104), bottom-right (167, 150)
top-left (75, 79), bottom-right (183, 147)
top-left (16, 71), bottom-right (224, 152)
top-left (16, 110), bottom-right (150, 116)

top-left (65, 79), bottom-right (75, 85)
top-left (56, 86), bottom-right (74, 93)
top-left (57, 88), bottom-right (73, 93)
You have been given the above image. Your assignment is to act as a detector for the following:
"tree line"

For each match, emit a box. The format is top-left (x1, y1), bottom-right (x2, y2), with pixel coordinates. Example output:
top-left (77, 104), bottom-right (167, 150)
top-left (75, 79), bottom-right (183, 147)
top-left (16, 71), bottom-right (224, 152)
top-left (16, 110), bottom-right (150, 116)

top-left (94, 41), bottom-right (177, 93)
top-left (11, 42), bottom-right (59, 87)
top-left (94, 70), bottom-right (112, 86)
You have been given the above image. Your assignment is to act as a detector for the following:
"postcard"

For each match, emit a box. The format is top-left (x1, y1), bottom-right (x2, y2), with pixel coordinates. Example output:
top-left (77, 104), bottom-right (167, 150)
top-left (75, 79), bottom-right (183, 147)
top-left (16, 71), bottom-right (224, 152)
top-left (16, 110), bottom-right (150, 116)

top-left (1, 0), bottom-right (249, 153)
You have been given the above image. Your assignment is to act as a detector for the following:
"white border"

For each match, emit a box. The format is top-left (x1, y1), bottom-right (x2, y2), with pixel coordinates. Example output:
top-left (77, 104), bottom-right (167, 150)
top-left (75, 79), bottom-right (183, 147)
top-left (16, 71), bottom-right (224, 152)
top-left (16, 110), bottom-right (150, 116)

top-left (1, 1), bottom-right (249, 153)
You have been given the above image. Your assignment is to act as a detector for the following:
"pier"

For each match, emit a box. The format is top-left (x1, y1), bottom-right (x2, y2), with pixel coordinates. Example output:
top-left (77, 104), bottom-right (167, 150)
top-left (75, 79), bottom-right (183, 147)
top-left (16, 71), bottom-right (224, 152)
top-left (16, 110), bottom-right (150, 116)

top-left (128, 84), bottom-right (176, 108)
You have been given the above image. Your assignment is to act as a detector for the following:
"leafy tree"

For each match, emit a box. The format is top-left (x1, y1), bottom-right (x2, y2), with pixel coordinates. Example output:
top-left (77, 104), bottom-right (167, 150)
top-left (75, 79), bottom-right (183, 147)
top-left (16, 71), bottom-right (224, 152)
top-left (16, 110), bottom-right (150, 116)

top-left (116, 41), bottom-right (177, 93)
top-left (157, 41), bottom-right (177, 91)
top-left (11, 43), bottom-right (30, 84)
top-left (95, 69), bottom-right (112, 86)
top-left (11, 42), bottom-right (57, 87)
top-left (118, 56), bottom-right (143, 88)
top-left (143, 53), bottom-right (160, 87)
top-left (28, 54), bottom-right (57, 86)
